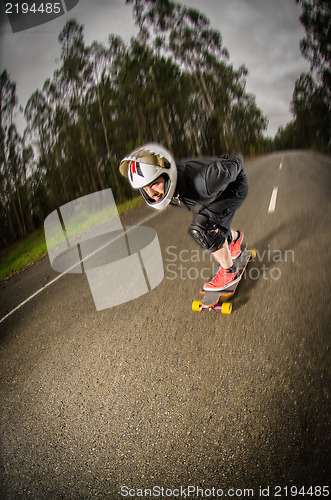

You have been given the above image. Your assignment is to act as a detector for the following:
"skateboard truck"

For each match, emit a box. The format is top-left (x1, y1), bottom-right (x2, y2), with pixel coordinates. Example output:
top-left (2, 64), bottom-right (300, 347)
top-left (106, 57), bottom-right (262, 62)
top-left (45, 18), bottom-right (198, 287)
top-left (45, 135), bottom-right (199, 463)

top-left (192, 299), bottom-right (233, 314)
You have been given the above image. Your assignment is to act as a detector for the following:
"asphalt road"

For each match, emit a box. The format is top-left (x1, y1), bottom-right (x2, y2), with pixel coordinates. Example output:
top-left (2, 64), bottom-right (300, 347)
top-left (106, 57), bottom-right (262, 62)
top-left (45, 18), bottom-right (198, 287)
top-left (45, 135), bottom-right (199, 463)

top-left (0, 151), bottom-right (330, 499)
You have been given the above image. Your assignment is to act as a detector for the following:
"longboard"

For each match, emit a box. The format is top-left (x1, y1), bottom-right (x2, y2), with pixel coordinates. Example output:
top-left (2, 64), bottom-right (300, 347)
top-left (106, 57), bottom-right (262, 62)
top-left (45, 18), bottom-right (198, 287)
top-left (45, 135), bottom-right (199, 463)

top-left (192, 248), bottom-right (255, 315)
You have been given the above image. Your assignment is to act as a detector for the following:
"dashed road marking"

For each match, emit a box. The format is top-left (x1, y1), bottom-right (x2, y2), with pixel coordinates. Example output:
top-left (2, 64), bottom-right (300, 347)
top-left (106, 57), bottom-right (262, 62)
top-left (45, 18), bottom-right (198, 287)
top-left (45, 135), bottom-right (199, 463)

top-left (268, 187), bottom-right (279, 214)
top-left (279, 154), bottom-right (284, 170)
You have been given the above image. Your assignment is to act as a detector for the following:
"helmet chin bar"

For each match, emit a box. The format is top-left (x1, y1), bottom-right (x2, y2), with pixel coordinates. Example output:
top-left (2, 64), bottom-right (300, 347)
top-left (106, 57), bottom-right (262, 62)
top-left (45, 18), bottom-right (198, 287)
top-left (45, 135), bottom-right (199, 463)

top-left (139, 188), bottom-right (154, 204)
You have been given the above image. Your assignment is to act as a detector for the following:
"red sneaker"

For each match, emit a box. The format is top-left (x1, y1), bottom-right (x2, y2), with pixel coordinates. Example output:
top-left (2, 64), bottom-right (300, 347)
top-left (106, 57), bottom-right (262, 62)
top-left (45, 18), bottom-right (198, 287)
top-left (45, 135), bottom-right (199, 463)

top-left (230, 231), bottom-right (244, 259)
top-left (203, 265), bottom-right (241, 291)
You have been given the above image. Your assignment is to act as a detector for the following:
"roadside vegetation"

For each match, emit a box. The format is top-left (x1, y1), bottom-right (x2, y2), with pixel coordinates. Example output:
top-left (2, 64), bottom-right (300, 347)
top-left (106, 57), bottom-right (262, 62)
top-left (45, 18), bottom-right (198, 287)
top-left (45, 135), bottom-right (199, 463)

top-left (0, 196), bottom-right (142, 283)
top-left (0, 229), bottom-right (46, 282)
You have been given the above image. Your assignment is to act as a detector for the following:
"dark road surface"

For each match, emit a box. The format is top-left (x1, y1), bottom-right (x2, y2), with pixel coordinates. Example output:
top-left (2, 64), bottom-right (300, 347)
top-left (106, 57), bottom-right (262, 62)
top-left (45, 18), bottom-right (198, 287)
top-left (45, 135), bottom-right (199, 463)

top-left (0, 151), bottom-right (330, 499)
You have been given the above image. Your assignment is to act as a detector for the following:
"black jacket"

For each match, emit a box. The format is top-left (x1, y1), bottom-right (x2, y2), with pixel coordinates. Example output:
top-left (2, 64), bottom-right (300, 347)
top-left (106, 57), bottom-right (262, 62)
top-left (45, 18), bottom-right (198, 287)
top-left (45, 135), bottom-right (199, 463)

top-left (172, 154), bottom-right (248, 223)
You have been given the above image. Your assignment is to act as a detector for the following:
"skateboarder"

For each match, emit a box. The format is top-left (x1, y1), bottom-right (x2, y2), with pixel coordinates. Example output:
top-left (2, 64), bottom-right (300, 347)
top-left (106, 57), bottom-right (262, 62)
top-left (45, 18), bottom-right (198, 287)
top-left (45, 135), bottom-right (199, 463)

top-left (119, 143), bottom-right (248, 291)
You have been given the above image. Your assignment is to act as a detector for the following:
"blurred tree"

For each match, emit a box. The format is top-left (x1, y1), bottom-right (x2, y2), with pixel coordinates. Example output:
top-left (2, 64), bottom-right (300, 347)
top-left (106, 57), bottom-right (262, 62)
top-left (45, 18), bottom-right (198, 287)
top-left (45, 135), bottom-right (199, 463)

top-left (276, 1), bottom-right (330, 149)
top-left (291, 72), bottom-right (330, 147)
top-left (274, 121), bottom-right (297, 150)
top-left (0, 71), bottom-right (31, 243)
top-left (57, 19), bottom-right (99, 193)
top-left (126, 0), bottom-right (174, 153)
top-left (0, 70), bottom-right (16, 244)
top-left (25, 88), bottom-right (56, 209)
top-left (87, 37), bottom-right (127, 195)
top-left (126, 0), bottom-right (267, 154)
top-left (6, 124), bottom-right (34, 237)
top-left (295, 0), bottom-right (330, 95)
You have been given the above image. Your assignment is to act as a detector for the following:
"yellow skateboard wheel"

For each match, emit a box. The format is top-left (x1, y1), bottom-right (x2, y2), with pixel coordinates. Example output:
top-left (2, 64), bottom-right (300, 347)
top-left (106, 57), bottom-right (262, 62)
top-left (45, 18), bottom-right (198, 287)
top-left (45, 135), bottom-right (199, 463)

top-left (251, 248), bottom-right (256, 258)
top-left (192, 300), bottom-right (202, 312)
top-left (221, 302), bottom-right (232, 315)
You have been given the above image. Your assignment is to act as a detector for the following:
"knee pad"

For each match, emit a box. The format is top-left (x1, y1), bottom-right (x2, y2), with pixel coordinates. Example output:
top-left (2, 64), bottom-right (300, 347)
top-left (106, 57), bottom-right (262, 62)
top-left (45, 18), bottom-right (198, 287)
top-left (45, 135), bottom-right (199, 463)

top-left (188, 213), bottom-right (227, 253)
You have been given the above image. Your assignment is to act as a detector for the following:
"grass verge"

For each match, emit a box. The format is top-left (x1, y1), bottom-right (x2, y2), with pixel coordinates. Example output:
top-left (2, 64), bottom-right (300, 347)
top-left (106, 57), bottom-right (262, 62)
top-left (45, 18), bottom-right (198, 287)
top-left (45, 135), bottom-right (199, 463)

top-left (0, 196), bottom-right (143, 284)
top-left (0, 229), bottom-right (47, 283)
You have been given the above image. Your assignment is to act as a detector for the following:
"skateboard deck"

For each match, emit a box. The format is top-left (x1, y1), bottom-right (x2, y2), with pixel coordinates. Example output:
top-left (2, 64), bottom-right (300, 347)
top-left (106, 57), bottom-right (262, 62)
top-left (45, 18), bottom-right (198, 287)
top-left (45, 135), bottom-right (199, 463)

top-left (192, 248), bottom-right (254, 314)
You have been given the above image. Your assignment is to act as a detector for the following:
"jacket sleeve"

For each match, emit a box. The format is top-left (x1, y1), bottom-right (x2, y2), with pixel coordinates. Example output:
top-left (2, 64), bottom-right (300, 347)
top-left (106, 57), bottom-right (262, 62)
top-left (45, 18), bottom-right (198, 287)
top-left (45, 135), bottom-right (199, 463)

top-left (205, 154), bottom-right (244, 196)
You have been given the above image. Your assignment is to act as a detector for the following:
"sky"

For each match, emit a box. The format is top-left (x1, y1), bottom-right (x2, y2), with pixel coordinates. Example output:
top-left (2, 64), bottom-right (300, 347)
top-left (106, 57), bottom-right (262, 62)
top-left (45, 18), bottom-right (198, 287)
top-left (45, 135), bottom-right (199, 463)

top-left (0, 0), bottom-right (310, 138)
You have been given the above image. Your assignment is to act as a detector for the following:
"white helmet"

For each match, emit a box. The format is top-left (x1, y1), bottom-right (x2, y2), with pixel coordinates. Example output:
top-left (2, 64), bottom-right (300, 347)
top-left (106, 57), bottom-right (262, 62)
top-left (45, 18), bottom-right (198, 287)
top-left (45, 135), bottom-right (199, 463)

top-left (119, 143), bottom-right (177, 211)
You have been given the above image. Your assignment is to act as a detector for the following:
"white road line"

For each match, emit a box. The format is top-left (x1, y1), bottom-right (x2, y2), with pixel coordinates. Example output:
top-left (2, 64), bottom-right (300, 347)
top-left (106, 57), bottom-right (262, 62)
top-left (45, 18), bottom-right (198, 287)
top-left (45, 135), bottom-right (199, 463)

top-left (268, 187), bottom-right (279, 214)
top-left (0, 209), bottom-right (161, 325)
top-left (0, 272), bottom-right (67, 325)
top-left (279, 154), bottom-right (284, 170)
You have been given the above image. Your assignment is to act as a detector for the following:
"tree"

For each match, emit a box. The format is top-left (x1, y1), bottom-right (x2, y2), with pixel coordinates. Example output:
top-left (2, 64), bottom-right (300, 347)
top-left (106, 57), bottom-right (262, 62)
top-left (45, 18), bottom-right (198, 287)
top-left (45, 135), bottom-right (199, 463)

top-left (291, 72), bottom-right (330, 147)
top-left (276, 1), bottom-right (330, 150)
top-left (126, 0), bottom-right (267, 154)
top-left (0, 70), bottom-right (24, 243)
top-left (295, 0), bottom-right (331, 94)
top-left (274, 122), bottom-right (297, 150)
top-left (57, 20), bottom-right (99, 194)
top-left (290, 0), bottom-right (331, 148)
